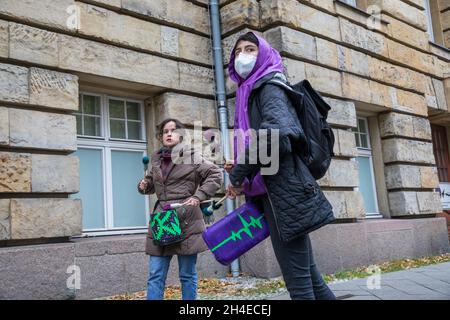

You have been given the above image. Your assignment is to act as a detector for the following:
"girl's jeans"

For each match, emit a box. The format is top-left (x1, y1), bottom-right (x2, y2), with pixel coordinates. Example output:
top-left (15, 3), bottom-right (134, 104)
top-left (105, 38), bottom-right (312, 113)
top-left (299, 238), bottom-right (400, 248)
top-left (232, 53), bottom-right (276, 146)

top-left (146, 254), bottom-right (198, 300)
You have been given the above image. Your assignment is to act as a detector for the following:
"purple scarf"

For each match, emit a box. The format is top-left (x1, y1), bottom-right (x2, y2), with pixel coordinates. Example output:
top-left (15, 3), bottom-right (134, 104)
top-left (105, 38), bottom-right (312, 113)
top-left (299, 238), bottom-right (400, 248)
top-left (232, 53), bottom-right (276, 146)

top-left (228, 32), bottom-right (284, 197)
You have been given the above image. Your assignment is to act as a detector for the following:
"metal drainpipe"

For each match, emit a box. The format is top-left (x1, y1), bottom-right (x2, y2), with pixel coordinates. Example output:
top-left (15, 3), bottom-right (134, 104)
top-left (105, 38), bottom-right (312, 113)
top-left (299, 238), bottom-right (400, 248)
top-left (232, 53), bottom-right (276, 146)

top-left (208, 0), bottom-right (240, 278)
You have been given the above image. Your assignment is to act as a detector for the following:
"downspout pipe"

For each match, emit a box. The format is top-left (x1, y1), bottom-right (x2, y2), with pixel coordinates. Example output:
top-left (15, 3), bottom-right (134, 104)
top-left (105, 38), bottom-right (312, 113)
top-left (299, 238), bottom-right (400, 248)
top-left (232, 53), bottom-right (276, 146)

top-left (208, 0), bottom-right (240, 278)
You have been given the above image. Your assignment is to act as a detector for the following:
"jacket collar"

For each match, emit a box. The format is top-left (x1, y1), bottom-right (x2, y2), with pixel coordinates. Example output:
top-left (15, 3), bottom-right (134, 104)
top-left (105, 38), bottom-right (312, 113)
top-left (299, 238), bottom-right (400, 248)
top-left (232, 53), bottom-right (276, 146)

top-left (153, 145), bottom-right (201, 182)
top-left (252, 72), bottom-right (287, 91)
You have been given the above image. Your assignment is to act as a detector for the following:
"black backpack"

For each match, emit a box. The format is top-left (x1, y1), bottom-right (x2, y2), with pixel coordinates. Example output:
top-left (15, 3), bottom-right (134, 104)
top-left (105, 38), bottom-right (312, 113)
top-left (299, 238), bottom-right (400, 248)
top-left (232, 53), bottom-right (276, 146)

top-left (267, 78), bottom-right (335, 180)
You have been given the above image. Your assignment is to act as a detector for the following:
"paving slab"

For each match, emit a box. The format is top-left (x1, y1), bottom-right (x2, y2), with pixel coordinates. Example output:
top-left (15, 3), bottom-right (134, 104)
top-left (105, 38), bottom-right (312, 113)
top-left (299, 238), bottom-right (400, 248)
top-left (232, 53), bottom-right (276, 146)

top-left (267, 262), bottom-right (450, 300)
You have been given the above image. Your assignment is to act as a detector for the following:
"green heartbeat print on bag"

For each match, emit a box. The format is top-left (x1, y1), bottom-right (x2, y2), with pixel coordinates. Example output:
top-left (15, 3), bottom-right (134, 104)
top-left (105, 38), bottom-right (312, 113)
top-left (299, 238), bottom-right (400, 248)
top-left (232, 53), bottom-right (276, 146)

top-left (211, 214), bottom-right (265, 252)
top-left (151, 210), bottom-right (182, 241)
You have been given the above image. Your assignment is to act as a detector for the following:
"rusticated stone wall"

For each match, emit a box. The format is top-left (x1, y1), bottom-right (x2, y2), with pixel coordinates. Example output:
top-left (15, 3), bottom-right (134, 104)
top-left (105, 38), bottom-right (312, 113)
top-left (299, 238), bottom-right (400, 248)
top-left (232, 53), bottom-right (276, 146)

top-left (0, 0), bottom-right (449, 299)
top-left (0, 0), bottom-right (449, 239)
top-left (0, 0), bottom-right (220, 242)
top-left (220, 0), bottom-right (449, 218)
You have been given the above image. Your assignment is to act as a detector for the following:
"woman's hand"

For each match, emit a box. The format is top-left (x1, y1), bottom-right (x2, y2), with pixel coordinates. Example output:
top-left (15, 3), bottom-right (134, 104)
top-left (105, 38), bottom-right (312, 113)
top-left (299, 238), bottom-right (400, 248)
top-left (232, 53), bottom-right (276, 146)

top-left (226, 184), bottom-right (243, 200)
top-left (224, 159), bottom-right (235, 174)
top-left (138, 179), bottom-right (149, 193)
top-left (183, 197), bottom-right (200, 207)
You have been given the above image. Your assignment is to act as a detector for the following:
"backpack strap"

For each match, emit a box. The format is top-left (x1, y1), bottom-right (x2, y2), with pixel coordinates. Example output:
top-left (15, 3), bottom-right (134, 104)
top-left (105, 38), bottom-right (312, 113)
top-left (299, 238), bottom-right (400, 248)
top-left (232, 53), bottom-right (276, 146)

top-left (293, 79), bottom-right (331, 118)
top-left (266, 79), bottom-right (305, 101)
top-left (267, 79), bottom-right (294, 92)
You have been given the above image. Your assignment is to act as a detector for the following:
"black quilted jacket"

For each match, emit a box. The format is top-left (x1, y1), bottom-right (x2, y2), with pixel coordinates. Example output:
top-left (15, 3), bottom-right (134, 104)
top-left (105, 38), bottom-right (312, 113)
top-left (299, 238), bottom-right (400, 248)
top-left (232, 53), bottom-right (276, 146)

top-left (229, 72), bottom-right (336, 243)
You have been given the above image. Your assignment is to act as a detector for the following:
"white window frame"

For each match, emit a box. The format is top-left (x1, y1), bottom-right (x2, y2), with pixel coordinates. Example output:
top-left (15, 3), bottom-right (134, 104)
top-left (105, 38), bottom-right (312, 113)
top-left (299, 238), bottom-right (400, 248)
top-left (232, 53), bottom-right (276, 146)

top-left (107, 95), bottom-right (146, 143)
top-left (353, 117), bottom-right (382, 218)
top-left (75, 92), bottom-right (149, 236)
top-left (424, 0), bottom-right (435, 43)
top-left (76, 92), bottom-right (105, 139)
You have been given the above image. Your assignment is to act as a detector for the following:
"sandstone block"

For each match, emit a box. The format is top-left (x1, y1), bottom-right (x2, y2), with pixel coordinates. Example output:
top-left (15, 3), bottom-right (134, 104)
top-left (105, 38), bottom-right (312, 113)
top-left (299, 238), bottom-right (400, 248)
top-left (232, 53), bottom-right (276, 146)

top-left (382, 138), bottom-right (435, 164)
top-left (342, 73), bottom-right (371, 103)
top-left (154, 93), bottom-right (217, 128)
top-left (31, 154), bottom-right (80, 193)
top-left (122, 0), bottom-right (209, 35)
top-left (366, 0), bottom-right (427, 31)
top-left (323, 190), bottom-right (365, 219)
top-left (316, 37), bottom-right (338, 69)
top-left (337, 46), bottom-right (369, 77)
top-left (10, 198), bottom-right (82, 239)
top-left (325, 97), bottom-right (357, 128)
top-left (0, 199), bottom-right (10, 240)
top-left (9, 108), bottom-right (77, 151)
top-left (260, 0), bottom-right (340, 40)
top-left (339, 17), bottom-right (388, 56)
top-left (221, 0), bottom-right (260, 35)
top-left (318, 159), bottom-right (358, 188)
top-left (333, 128), bottom-right (357, 157)
top-left (379, 112), bottom-right (431, 140)
top-left (29, 68), bottom-right (79, 111)
top-left (0, 152), bottom-right (31, 193)
top-left (0, 20), bottom-right (8, 58)
top-left (264, 27), bottom-right (317, 62)
top-left (0, 63), bottom-right (29, 104)
top-left (0, 0), bottom-right (75, 31)
top-left (282, 57), bottom-right (306, 86)
top-left (0, 107), bottom-right (9, 145)
top-left (9, 23), bottom-right (58, 67)
top-left (305, 63), bottom-right (342, 97)
top-left (78, 3), bottom-right (161, 54)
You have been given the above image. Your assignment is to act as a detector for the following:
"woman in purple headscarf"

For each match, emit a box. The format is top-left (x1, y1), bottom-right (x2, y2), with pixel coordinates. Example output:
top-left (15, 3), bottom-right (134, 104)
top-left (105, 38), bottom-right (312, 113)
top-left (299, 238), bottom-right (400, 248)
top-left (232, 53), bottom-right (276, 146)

top-left (225, 32), bottom-right (336, 300)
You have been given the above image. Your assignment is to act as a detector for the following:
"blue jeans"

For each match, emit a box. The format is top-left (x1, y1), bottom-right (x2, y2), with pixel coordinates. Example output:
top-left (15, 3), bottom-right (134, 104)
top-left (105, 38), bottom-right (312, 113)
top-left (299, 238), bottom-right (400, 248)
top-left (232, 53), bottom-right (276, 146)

top-left (146, 254), bottom-right (198, 300)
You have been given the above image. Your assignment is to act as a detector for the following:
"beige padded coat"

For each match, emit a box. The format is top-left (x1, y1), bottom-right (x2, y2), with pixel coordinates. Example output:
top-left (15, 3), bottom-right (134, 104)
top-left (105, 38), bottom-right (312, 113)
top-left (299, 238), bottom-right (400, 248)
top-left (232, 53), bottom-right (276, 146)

top-left (138, 146), bottom-right (223, 256)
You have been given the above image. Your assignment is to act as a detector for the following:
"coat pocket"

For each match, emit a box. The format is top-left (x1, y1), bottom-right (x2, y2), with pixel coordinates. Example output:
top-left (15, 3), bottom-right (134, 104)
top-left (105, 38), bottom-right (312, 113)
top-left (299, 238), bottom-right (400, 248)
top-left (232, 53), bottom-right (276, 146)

top-left (288, 179), bottom-right (318, 203)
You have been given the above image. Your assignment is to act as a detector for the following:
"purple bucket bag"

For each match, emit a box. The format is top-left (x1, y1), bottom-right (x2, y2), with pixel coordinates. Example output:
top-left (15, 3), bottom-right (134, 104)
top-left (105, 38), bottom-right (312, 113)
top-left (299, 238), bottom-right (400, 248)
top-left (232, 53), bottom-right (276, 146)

top-left (202, 202), bottom-right (270, 266)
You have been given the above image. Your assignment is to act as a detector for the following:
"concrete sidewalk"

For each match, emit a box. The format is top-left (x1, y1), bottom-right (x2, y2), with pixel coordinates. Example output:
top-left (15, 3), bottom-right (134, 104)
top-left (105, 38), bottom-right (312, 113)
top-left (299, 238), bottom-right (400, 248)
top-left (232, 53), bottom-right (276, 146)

top-left (268, 262), bottom-right (450, 300)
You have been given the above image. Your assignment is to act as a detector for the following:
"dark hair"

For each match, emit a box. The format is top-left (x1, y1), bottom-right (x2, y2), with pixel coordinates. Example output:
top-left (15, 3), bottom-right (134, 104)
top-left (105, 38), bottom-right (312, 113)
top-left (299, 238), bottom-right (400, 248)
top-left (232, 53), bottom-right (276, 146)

top-left (233, 32), bottom-right (259, 53)
top-left (156, 118), bottom-right (186, 140)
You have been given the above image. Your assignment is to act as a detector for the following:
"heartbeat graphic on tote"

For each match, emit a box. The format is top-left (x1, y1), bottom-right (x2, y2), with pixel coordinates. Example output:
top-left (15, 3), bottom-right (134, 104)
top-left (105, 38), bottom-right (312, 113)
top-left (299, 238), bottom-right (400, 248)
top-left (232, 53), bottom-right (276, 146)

top-left (210, 214), bottom-right (265, 252)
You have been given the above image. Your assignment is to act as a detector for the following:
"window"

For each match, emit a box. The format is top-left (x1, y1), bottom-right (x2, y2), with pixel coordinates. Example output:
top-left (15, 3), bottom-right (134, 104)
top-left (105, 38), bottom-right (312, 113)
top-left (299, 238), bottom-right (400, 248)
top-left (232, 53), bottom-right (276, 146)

top-left (424, 0), bottom-right (445, 45)
top-left (342, 0), bottom-right (357, 6)
top-left (76, 94), bottom-right (102, 137)
top-left (354, 118), bottom-right (370, 149)
top-left (431, 124), bottom-right (450, 210)
top-left (340, 0), bottom-right (368, 10)
top-left (425, 0), bottom-right (435, 42)
top-left (352, 117), bottom-right (380, 217)
top-left (71, 93), bottom-right (149, 234)
top-left (109, 98), bottom-right (144, 141)
top-left (431, 124), bottom-right (450, 182)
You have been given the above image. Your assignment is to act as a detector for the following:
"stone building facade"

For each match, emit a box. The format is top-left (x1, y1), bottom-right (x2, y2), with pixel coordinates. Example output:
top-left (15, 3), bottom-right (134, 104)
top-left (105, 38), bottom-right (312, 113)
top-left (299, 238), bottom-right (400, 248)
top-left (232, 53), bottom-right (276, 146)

top-left (0, 0), bottom-right (449, 299)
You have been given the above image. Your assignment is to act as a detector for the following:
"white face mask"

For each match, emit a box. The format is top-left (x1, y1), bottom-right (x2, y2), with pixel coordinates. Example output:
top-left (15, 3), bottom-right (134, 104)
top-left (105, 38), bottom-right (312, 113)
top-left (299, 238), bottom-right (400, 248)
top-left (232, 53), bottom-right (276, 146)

top-left (234, 53), bottom-right (257, 79)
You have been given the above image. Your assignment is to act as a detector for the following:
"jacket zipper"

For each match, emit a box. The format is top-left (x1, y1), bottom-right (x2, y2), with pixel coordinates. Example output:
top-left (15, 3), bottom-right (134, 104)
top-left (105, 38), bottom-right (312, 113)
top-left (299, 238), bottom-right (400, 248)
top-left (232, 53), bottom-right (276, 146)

top-left (263, 184), bottom-right (282, 237)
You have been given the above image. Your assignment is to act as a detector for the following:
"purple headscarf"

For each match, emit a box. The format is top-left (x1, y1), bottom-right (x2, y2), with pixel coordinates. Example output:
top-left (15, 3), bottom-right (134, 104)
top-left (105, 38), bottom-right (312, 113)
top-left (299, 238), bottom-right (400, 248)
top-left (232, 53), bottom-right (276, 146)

top-left (228, 32), bottom-right (284, 197)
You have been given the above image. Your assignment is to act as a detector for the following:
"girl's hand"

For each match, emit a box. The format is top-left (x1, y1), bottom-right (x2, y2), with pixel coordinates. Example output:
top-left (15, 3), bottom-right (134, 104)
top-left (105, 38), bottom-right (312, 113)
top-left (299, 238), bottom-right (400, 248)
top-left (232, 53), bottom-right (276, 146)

top-left (226, 184), bottom-right (243, 200)
top-left (138, 179), bottom-right (149, 192)
top-left (224, 159), bottom-right (235, 174)
top-left (183, 197), bottom-right (200, 207)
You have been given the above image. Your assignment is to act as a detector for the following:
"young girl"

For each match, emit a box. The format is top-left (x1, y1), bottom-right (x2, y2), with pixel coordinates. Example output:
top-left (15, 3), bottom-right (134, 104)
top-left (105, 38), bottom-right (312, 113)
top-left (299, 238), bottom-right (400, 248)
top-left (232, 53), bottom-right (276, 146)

top-left (225, 32), bottom-right (336, 300)
top-left (138, 118), bottom-right (222, 300)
